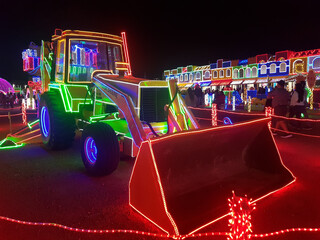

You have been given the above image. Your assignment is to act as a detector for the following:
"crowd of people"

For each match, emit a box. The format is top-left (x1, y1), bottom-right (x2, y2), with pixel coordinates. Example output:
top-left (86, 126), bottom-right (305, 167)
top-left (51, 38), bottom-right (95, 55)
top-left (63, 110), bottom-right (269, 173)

top-left (267, 80), bottom-right (309, 138)
top-left (0, 92), bottom-right (19, 108)
top-left (183, 80), bottom-right (310, 138)
top-left (184, 84), bottom-right (228, 109)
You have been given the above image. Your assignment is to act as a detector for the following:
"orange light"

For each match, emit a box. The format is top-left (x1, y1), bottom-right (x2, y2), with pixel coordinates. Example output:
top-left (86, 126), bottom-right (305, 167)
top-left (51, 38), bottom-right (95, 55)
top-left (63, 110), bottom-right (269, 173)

top-left (121, 32), bottom-right (132, 76)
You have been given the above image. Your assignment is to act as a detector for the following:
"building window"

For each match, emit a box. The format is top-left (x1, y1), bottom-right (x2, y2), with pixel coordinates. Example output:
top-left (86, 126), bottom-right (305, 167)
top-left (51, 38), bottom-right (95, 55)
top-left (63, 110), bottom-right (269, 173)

top-left (246, 68), bottom-right (251, 78)
top-left (213, 70), bottom-right (218, 78)
top-left (204, 70), bottom-right (211, 79)
top-left (261, 65), bottom-right (267, 74)
top-left (233, 69), bottom-right (238, 79)
top-left (195, 72), bottom-right (201, 81)
top-left (226, 69), bottom-right (231, 77)
top-left (190, 74), bottom-right (193, 82)
top-left (251, 67), bottom-right (257, 77)
top-left (219, 70), bottom-right (224, 78)
top-left (179, 75), bottom-right (183, 82)
top-left (270, 64), bottom-right (276, 73)
top-left (239, 68), bottom-right (244, 78)
top-left (280, 62), bottom-right (286, 72)
top-left (293, 59), bottom-right (304, 73)
top-left (313, 57), bottom-right (320, 69)
top-left (184, 74), bottom-right (188, 82)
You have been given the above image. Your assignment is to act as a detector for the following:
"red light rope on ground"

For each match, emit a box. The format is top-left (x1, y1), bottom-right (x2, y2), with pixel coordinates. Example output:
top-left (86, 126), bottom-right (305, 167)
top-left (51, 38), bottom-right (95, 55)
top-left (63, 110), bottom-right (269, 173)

top-left (0, 216), bottom-right (172, 238)
top-left (0, 215), bottom-right (319, 239)
top-left (251, 228), bottom-right (320, 238)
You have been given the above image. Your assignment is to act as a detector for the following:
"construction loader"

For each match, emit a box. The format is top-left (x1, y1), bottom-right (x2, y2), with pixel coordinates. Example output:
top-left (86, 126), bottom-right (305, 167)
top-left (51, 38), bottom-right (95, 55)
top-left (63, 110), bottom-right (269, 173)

top-left (38, 29), bottom-right (294, 235)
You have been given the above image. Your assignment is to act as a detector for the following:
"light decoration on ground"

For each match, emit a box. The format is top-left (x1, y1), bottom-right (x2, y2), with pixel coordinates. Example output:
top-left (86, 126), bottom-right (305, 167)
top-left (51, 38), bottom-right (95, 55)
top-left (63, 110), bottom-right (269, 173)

top-left (232, 96), bottom-right (236, 111)
top-left (21, 100), bottom-right (27, 125)
top-left (248, 96), bottom-right (252, 113)
top-left (228, 192), bottom-right (255, 240)
top-left (211, 103), bottom-right (217, 126)
top-left (0, 138), bottom-right (24, 150)
top-left (223, 117), bottom-right (233, 125)
top-left (264, 107), bottom-right (273, 117)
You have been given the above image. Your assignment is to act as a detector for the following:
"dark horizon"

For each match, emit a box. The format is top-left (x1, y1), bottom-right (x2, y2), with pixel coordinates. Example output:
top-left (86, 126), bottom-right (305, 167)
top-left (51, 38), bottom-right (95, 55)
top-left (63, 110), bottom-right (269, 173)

top-left (1, 0), bottom-right (320, 84)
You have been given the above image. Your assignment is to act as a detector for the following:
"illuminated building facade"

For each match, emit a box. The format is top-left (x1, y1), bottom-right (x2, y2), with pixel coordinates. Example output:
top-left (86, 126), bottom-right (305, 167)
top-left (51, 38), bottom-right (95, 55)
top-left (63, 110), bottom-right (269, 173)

top-left (164, 48), bottom-right (320, 91)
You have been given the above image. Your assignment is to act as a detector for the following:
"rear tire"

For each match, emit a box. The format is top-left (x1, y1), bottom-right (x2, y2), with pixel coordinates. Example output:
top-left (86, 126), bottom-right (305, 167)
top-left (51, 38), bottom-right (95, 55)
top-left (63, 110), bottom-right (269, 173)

top-left (81, 122), bottom-right (120, 176)
top-left (39, 91), bottom-right (76, 150)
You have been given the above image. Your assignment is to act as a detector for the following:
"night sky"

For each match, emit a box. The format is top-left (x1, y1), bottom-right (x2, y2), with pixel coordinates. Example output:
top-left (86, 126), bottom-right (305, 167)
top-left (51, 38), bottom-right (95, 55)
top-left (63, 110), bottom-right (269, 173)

top-left (1, 0), bottom-right (320, 84)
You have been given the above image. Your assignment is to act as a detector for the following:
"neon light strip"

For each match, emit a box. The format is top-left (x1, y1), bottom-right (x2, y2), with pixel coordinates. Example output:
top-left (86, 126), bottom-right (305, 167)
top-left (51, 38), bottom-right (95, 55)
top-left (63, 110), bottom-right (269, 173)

top-left (151, 118), bottom-right (271, 144)
top-left (270, 127), bottom-right (320, 139)
top-left (0, 215), bottom-right (171, 238)
top-left (0, 215), bottom-right (318, 239)
top-left (27, 119), bottom-right (39, 129)
top-left (16, 134), bottom-right (42, 144)
top-left (271, 114), bottom-right (320, 122)
top-left (93, 79), bottom-right (144, 147)
top-left (148, 140), bottom-right (180, 235)
top-left (67, 38), bottom-right (124, 83)
top-left (121, 32), bottom-right (132, 75)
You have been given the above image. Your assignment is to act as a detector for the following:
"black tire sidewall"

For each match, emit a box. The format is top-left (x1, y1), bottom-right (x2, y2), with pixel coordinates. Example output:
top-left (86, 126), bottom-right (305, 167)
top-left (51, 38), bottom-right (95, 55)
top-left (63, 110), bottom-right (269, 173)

top-left (39, 91), bottom-right (76, 150)
top-left (81, 122), bottom-right (120, 176)
top-left (39, 99), bottom-right (52, 145)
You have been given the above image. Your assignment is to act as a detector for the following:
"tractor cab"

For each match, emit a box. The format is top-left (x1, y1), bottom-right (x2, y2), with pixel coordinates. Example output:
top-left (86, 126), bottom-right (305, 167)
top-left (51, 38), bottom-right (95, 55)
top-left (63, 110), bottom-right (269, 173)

top-left (50, 29), bottom-right (130, 84)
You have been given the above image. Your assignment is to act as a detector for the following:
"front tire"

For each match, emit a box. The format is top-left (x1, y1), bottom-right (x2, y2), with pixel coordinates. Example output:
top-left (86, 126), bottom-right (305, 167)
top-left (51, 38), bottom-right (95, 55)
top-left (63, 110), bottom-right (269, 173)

top-left (81, 122), bottom-right (120, 176)
top-left (39, 91), bottom-right (76, 150)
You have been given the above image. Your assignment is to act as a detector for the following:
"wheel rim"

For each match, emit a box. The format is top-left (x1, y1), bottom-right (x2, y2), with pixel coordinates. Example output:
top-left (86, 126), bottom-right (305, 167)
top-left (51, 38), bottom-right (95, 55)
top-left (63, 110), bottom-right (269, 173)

top-left (84, 137), bottom-right (97, 165)
top-left (40, 106), bottom-right (50, 138)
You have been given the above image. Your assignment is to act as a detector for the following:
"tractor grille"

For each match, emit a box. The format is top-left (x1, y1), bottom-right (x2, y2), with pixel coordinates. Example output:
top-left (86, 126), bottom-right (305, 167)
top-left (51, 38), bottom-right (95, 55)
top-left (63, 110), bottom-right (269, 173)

top-left (140, 87), bottom-right (169, 122)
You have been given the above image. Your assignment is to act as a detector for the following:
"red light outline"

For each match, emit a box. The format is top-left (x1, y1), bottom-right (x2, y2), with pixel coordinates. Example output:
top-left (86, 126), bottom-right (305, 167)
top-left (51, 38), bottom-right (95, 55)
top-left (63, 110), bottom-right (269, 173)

top-left (130, 117), bottom-right (296, 236)
top-left (129, 140), bottom-right (179, 236)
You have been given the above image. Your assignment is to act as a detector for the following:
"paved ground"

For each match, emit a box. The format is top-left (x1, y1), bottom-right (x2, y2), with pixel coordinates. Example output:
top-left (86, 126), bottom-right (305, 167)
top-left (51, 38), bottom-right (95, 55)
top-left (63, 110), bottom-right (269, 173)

top-left (0, 113), bottom-right (319, 240)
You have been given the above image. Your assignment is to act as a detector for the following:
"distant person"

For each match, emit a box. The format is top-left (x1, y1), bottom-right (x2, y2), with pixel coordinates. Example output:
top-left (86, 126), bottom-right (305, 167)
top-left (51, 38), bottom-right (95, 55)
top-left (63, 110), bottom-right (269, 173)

top-left (267, 80), bottom-right (292, 138)
top-left (8, 92), bottom-right (14, 108)
top-left (194, 84), bottom-right (204, 107)
top-left (214, 90), bottom-right (225, 110)
top-left (289, 83), bottom-right (306, 118)
top-left (184, 87), bottom-right (197, 107)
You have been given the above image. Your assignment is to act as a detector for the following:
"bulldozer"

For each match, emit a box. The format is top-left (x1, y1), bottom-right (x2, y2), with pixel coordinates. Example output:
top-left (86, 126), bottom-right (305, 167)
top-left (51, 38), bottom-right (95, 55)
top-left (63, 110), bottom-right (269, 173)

top-left (38, 29), bottom-right (294, 236)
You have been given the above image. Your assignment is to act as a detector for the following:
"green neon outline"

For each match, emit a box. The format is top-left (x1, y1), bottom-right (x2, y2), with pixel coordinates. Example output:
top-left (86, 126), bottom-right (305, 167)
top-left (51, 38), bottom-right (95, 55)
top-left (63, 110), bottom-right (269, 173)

top-left (48, 83), bottom-right (93, 113)
top-left (0, 138), bottom-right (25, 150)
top-left (27, 119), bottom-right (40, 129)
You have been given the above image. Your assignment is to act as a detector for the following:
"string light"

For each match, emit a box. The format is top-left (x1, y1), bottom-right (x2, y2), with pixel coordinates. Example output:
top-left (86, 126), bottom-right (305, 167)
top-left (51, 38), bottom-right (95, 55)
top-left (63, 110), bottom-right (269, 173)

top-left (211, 103), bottom-right (217, 126)
top-left (228, 192), bottom-right (255, 240)
top-left (21, 100), bottom-right (27, 125)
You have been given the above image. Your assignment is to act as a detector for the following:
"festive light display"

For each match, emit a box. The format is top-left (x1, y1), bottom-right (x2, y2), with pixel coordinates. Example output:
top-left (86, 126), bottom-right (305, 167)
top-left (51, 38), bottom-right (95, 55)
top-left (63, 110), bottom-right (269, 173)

top-left (223, 117), bottom-right (233, 125)
top-left (0, 198), bottom-right (318, 239)
top-left (0, 138), bottom-right (24, 150)
top-left (22, 49), bottom-right (40, 72)
top-left (264, 107), bottom-right (273, 117)
top-left (248, 96), bottom-right (252, 113)
top-left (121, 32), bottom-right (132, 75)
top-left (228, 192), bottom-right (255, 240)
top-left (130, 118), bottom-right (295, 236)
top-left (211, 103), bottom-right (217, 126)
top-left (21, 100), bottom-right (27, 125)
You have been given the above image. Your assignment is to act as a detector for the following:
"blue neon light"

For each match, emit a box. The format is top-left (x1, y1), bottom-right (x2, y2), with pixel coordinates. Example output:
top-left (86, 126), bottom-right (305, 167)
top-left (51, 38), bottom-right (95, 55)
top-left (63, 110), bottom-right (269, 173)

top-left (85, 137), bottom-right (97, 165)
top-left (223, 117), bottom-right (233, 125)
top-left (40, 106), bottom-right (50, 137)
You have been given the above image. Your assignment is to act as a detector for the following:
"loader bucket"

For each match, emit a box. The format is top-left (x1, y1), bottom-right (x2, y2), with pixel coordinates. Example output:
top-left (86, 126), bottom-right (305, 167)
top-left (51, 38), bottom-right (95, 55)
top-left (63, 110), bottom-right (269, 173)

top-left (129, 118), bottom-right (295, 236)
